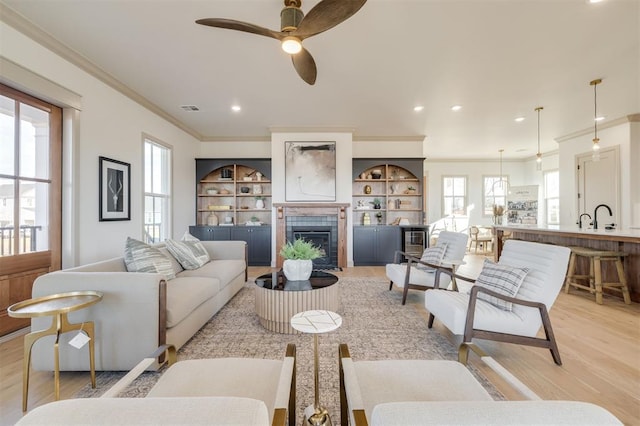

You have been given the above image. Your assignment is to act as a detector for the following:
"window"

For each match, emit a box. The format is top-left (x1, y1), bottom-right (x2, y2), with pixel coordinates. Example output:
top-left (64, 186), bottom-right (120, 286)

top-left (0, 86), bottom-right (60, 257)
top-left (144, 137), bottom-right (171, 243)
top-left (544, 170), bottom-right (559, 225)
top-left (442, 176), bottom-right (467, 216)
top-left (483, 175), bottom-right (509, 216)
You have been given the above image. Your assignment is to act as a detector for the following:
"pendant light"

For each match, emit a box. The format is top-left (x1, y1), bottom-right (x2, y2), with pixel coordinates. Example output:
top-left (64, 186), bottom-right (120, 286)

top-left (590, 78), bottom-right (602, 161)
top-left (535, 106), bottom-right (543, 171)
top-left (498, 148), bottom-right (505, 190)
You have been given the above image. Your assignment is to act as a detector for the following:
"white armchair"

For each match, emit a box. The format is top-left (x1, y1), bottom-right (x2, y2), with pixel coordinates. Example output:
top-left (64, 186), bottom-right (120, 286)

top-left (386, 231), bottom-right (469, 304)
top-left (425, 240), bottom-right (571, 365)
top-left (338, 343), bottom-right (621, 426)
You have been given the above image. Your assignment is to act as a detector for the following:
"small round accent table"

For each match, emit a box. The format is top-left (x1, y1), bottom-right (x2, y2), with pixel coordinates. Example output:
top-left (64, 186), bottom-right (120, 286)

top-left (291, 310), bottom-right (342, 426)
top-left (255, 270), bottom-right (339, 334)
top-left (8, 290), bottom-right (103, 412)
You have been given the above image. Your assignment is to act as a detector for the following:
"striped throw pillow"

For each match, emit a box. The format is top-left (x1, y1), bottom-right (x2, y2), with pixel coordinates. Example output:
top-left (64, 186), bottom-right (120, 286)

top-left (475, 259), bottom-right (529, 311)
top-left (165, 238), bottom-right (210, 270)
top-left (416, 243), bottom-right (447, 271)
top-left (124, 237), bottom-right (175, 280)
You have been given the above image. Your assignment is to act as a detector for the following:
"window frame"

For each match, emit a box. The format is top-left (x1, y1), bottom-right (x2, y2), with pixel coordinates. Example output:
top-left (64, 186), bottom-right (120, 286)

top-left (544, 169), bottom-right (560, 225)
top-left (482, 175), bottom-right (510, 217)
top-left (441, 175), bottom-right (468, 217)
top-left (143, 135), bottom-right (172, 244)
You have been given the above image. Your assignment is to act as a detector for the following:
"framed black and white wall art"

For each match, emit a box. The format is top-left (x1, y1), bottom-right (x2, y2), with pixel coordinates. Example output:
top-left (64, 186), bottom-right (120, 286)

top-left (99, 156), bottom-right (131, 221)
top-left (285, 141), bottom-right (336, 202)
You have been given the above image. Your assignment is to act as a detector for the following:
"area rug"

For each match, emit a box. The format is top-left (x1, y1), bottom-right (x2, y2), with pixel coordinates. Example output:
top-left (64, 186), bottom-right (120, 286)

top-left (75, 277), bottom-right (503, 424)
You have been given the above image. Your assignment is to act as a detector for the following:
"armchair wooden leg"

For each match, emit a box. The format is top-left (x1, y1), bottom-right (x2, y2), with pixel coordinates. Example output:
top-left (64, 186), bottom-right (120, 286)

top-left (389, 280), bottom-right (393, 291)
top-left (428, 313), bottom-right (435, 328)
top-left (402, 285), bottom-right (409, 305)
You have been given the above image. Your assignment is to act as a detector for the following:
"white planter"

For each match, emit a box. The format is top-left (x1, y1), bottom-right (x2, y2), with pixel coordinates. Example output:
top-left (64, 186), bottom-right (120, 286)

top-left (282, 259), bottom-right (313, 281)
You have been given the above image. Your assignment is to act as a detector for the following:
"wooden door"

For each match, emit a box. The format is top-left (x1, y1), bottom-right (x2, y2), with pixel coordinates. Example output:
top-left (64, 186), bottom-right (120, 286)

top-left (576, 146), bottom-right (620, 227)
top-left (0, 84), bottom-right (62, 336)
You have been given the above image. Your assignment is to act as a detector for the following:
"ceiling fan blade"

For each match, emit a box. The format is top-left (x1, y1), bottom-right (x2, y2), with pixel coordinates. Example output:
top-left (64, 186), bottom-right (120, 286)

top-left (195, 18), bottom-right (284, 40)
top-left (292, 0), bottom-right (367, 39)
top-left (291, 47), bottom-right (317, 85)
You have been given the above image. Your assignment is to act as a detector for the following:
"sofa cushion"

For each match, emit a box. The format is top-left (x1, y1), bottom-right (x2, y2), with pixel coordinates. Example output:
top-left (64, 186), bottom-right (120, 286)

top-left (475, 259), bottom-right (529, 311)
top-left (123, 237), bottom-right (175, 280)
top-left (177, 259), bottom-right (246, 289)
top-left (165, 239), bottom-right (210, 270)
top-left (165, 277), bottom-right (221, 328)
top-left (15, 397), bottom-right (270, 425)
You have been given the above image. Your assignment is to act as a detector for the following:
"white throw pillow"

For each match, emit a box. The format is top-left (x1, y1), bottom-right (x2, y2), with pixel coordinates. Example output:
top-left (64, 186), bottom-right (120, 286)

top-left (416, 243), bottom-right (447, 271)
top-left (475, 259), bottom-right (529, 311)
top-left (124, 237), bottom-right (176, 280)
top-left (165, 237), bottom-right (210, 270)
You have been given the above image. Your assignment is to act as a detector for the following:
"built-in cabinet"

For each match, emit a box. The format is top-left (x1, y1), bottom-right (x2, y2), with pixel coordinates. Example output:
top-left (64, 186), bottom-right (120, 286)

top-left (192, 159), bottom-right (272, 266)
top-left (353, 226), bottom-right (401, 265)
top-left (352, 159), bottom-right (425, 265)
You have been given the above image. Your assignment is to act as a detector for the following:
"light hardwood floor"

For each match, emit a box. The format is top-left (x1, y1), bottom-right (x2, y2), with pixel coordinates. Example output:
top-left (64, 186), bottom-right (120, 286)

top-left (1, 257), bottom-right (639, 425)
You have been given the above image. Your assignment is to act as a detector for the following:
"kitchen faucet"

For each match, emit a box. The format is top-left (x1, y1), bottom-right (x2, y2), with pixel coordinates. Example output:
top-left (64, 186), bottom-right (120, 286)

top-left (577, 213), bottom-right (592, 229)
top-left (592, 204), bottom-right (612, 230)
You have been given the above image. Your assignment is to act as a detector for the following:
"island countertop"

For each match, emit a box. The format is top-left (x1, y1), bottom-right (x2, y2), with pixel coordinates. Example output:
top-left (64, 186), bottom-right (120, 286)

top-left (493, 224), bottom-right (639, 303)
top-left (494, 224), bottom-right (640, 242)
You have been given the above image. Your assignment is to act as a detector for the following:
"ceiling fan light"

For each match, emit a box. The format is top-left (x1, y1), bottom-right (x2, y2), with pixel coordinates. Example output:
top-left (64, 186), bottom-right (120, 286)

top-left (282, 36), bottom-right (302, 54)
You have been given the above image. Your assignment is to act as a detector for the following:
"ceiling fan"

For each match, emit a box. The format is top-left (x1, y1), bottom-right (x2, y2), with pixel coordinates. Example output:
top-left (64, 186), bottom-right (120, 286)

top-left (196, 0), bottom-right (367, 85)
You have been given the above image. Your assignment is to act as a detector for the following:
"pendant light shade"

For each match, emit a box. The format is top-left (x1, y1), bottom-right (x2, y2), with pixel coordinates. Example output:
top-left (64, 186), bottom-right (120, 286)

top-left (590, 79), bottom-right (602, 161)
top-left (535, 106), bottom-right (543, 171)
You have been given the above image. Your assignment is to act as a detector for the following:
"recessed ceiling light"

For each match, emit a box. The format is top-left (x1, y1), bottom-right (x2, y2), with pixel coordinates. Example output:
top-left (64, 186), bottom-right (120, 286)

top-left (231, 105), bottom-right (241, 112)
top-left (515, 117), bottom-right (525, 122)
top-left (595, 116), bottom-right (605, 121)
top-left (413, 105), bottom-right (424, 112)
top-left (451, 105), bottom-right (462, 111)
top-left (588, 0), bottom-right (604, 3)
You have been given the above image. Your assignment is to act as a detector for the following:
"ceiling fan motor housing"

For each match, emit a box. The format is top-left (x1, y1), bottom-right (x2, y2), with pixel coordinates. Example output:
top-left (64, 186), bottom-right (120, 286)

top-left (281, 6), bottom-right (304, 32)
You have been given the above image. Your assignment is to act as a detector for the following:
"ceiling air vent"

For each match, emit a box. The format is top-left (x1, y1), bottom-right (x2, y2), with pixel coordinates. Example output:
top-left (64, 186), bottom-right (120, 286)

top-left (179, 105), bottom-right (200, 111)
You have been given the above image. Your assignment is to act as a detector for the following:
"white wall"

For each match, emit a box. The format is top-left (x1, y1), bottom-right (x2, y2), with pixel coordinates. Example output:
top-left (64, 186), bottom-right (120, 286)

top-left (1, 22), bottom-right (200, 266)
top-left (557, 119), bottom-right (633, 227)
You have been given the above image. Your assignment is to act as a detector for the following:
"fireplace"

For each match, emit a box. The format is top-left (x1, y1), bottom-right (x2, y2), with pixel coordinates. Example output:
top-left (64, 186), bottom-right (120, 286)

top-left (291, 226), bottom-right (337, 269)
top-left (274, 203), bottom-right (349, 269)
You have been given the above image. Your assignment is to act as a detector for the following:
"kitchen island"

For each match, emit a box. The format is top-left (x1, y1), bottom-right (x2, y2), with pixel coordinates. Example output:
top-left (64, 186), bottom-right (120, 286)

top-left (493, 225), bottom-right (640, 303)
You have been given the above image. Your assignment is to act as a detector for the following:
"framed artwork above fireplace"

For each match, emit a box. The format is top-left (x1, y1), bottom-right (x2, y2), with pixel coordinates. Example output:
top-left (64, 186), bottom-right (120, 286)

top-left (284, 141), bottom-right (336, 202)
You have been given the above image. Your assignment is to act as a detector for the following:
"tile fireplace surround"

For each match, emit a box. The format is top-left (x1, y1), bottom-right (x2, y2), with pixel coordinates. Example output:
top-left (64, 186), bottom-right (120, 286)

top-left (274, 203), bottom-right (350, 269)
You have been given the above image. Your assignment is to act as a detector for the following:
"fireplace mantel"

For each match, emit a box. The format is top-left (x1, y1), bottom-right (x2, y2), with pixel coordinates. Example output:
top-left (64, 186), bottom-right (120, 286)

top-left (274, 203), bottom-right (350, 268)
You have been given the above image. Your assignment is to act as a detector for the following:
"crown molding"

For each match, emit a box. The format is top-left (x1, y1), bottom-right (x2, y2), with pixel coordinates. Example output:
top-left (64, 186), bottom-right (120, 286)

top-left (556, 113), bottom-right (640, 143)
top-left (201, 136), bottom-right (271, 142)
top-left (0, 4), bottom-right (203, 140)
top-left (353, 135), bottom-right (426, 142)
top-left (268, 126), bottom-right (356, 134)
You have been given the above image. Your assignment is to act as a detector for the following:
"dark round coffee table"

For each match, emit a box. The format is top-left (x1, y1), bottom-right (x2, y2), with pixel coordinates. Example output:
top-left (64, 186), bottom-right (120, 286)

top-left (254, 270), bottom-right (339, 334)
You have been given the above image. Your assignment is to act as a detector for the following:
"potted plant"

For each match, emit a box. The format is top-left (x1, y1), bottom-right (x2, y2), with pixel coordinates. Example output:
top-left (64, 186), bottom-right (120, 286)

top-left (279, 239), bottom-right (325, 281)
top-left (405, 186), bottom-right (416, 194)
top-left (370, 198), bottom-right (382, 209)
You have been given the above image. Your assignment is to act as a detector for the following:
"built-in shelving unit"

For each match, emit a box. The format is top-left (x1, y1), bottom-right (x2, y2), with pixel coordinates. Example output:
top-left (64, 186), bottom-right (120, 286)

top-left (195, 160), bottom-right (272, 226)
top-left (192, 159), bottom-right (272, 266)
top-left (352, 160), bottom-right (424, 226)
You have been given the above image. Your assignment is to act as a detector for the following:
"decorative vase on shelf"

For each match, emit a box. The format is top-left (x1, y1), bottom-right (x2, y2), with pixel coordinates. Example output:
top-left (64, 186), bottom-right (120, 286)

top-left (282, 259), bottom-right (313, 281)
top-left (255, 197), bottom-right (265, 209)
top-left (207, 212), bottom-right (219, 226)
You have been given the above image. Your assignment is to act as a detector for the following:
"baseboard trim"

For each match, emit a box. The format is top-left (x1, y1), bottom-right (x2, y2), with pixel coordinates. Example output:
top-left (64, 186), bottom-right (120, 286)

top-left (0, 326), bottom-right (30, 344)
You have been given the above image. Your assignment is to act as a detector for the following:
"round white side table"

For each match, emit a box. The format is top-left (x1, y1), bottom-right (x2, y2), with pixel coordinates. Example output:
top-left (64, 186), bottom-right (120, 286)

top-left (291, 310), bottom-right (342, 426)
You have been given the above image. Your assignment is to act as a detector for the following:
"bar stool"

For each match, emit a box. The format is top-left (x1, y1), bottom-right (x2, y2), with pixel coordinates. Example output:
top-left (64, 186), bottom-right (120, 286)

top-left (564, 246), bottom-right (631, 305)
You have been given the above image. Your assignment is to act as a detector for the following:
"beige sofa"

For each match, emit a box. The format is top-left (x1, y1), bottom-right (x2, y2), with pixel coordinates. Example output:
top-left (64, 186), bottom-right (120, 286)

top-left (30, 240), bottom-right (247, 371)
